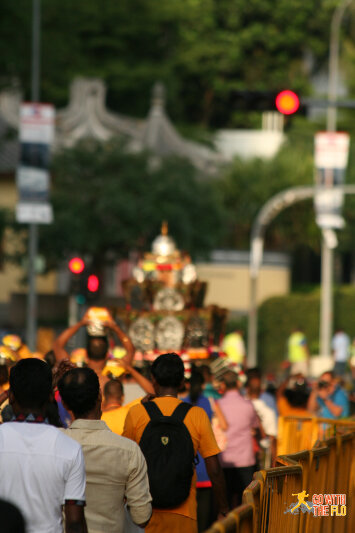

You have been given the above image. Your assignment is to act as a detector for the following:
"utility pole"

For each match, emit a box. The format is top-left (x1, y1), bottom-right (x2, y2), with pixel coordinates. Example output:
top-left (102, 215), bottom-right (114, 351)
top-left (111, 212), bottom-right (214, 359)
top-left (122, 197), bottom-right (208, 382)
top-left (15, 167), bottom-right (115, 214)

top-left (26, 0), bottom-right (41, 351)
top-left (319, 0), bottom-right (352, 357)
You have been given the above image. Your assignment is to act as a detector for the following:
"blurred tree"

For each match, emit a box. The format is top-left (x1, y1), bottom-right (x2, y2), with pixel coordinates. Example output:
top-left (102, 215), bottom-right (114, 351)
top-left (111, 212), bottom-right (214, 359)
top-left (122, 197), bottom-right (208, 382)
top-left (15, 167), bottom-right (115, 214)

top-left (25, 139), bottom-right (225, 269)
top-left (0, 0), bottom-right (337, 127)
top-left (216, 118), bottom-right (321, 252)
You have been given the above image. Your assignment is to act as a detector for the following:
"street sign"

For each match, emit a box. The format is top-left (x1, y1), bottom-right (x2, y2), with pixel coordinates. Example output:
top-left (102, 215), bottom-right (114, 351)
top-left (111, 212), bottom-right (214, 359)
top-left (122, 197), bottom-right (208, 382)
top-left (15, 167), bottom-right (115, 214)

top-left (16, 167), bottom-right (49, 202)
top-left (315, 132), bottom-right (349, 171)
top-left (314, 132), bottom-right (350, 229)
top-left (16, 103), bottom-right (55, 224)
top-left (16, 203), bottom-right (53, 224)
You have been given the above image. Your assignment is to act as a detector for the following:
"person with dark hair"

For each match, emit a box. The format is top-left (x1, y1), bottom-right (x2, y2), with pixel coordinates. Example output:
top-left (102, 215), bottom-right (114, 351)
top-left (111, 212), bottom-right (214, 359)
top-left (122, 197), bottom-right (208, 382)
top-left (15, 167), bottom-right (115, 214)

top-left (246, 367), bottom-right (278, 418)
top-left (277, 374), bottom-right (310, 417)
top-left (44, 349), bottom-right (56, 369)
top-left (199, 364), bottom-right (221, 399)
top-left (0, 363), bottom-right (9, 392)
top-left (0, 498), bottom-right (26, 533)
top-left (217, 370), bottom-right (260, 508)
top-left (245, 374), bottom-right (277, 467)
top-left (104, 378), bottom-right (124, 403)
top-left (182, 369), bottom-right (220, 532)
top-left (307, 370), bottom-right (349, 419)
top-left (123, 353), bottom-right (229, 533)
top-left (86, 335), bottom-right (109, 361)
top-left (58, 367), bottom-right (152, 533)
top-left (53, 309), bottom-right (135, 391)
top-left (0, 358), bottom-right (87, 533)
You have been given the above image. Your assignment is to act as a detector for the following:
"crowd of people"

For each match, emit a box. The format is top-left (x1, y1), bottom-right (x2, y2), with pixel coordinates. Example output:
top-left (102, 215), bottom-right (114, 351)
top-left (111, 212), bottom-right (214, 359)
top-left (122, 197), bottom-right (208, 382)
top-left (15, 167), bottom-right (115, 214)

top-left (0, 315), bottom-right (353, 533)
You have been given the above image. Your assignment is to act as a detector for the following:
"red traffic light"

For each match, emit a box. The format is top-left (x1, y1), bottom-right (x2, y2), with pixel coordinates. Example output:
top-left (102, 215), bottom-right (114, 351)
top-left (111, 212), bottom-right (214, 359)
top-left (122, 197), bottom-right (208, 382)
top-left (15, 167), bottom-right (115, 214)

top-left (87, 274), bottom-right (99, 292)
top-left (275, 90), bottom-right (300, 115)
top-left (68, 257), bottom-right (85, 274)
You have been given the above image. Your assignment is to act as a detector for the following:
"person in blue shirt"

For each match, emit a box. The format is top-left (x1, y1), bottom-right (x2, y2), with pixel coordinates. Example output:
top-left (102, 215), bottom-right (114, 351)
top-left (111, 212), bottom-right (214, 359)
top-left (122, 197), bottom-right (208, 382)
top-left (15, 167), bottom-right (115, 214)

top-left (183, 369), bottom-right (215, 532)
top-left (200, 364), bottom-right (221, 400)
top-left (308, 371), bottom-right (349, 419)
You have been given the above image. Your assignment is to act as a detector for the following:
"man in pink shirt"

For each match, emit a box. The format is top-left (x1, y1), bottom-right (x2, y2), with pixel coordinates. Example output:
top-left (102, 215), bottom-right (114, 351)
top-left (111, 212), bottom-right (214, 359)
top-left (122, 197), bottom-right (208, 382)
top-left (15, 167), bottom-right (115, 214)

top-left (217, 371), bottom-right (259, 508)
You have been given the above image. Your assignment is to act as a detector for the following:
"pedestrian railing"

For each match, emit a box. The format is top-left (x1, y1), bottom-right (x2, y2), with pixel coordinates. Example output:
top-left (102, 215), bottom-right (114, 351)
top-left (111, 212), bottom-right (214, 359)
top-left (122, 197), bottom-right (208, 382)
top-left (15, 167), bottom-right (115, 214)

top-left (277, 416), bottom-right (355, 455)
top-left (204, 503), bottom-right (254, 533)
top-left (204, 424), bottom-right (355, 533)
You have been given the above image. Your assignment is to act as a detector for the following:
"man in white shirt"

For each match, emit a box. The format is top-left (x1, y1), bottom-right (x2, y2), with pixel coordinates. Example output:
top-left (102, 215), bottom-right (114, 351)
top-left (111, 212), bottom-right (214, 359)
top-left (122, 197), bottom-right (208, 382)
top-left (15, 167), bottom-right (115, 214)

top-left (0, 358), bottom-right (87, 533)
top-left (332, 329), bottom-right (350, 377)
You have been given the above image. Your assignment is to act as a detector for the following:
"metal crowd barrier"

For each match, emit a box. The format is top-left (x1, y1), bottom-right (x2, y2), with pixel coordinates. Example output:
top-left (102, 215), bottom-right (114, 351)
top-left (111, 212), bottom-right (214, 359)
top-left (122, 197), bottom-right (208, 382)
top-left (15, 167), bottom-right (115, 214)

top-left (277, 416), bottom-right (355, 456)
top-left (204, 420), bottom-right (355, 533)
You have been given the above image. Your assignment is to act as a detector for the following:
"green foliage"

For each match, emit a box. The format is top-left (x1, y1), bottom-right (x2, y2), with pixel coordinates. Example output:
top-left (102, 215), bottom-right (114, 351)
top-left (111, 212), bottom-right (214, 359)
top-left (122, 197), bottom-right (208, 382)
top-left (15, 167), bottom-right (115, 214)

top-left (258, 286), bottom-right (355, 371)
top-left (36, 139), bottom-right (224, 269)
top-left (216, 118), bottom-right (321, 252)
top-left (0, 0), bottom-right (338, 127)
top-left (225, 315), bottom-right (248, 336)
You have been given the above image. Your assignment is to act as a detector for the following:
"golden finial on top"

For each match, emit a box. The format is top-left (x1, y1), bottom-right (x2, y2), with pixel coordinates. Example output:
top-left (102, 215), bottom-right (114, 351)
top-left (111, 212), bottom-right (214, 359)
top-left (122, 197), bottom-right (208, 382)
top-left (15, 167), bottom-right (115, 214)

top-left (161, 221), bottom-right (168, 236)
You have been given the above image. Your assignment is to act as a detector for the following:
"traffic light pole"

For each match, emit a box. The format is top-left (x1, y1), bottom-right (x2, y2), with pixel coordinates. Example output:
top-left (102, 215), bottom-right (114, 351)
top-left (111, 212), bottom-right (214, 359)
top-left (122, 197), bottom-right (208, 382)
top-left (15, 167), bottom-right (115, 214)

top-left (26, 0), bottom-right (41, 351)
top-left (68, 294), bottom-right (79, 328)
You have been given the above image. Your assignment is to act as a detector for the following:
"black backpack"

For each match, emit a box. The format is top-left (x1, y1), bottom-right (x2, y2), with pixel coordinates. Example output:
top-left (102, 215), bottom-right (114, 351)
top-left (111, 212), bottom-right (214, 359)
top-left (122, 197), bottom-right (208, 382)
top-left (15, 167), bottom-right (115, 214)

top-left (139, 400), bottom-right (195, 509)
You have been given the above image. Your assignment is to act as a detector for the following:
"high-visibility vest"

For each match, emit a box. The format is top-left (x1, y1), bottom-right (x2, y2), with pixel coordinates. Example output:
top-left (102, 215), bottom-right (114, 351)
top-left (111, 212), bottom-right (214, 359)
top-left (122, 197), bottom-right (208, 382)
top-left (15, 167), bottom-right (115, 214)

top-left (222, 332), bottom-right (245, 363)
top-left (288, 332), bottom-right (307, 363)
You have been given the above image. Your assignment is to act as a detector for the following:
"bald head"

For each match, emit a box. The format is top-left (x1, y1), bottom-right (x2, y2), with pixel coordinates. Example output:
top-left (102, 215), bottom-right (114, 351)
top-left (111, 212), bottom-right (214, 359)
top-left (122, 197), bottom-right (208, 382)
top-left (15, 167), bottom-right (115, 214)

top-left (104, 379), bottom-right (124, 403)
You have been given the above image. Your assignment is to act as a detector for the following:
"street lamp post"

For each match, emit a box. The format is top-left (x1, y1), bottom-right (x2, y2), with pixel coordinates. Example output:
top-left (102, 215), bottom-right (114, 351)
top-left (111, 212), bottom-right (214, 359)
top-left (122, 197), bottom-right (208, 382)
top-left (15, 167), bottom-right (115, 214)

top-left (319, 0), bottom-right (353, 358)
top-left (327, 0), bottom-right (353, 132)
top-left (247, 186), bottom-right (355, 367)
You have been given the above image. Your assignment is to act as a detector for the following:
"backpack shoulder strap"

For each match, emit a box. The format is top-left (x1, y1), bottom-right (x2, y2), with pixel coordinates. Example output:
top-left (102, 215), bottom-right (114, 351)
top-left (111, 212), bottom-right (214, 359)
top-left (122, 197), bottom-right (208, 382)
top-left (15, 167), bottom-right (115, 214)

top-left (171, 401), bottom-right (193, 423)
top-left (142, 400), bottom-right (164, 421)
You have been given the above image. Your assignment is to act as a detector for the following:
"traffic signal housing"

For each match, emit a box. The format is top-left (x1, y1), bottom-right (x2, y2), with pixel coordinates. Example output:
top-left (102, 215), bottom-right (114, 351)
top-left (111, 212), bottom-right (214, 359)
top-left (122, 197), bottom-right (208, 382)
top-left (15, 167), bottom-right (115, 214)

top-left (275, 90), bottom-right (300, 115)
top-left (68, 257), bottom-right (86, 299)
top-left (87, 274), bottom-right (100, 295)
top-left (230, 89), bottom-right (302, 115)
top-left (68, 257), bottom-right (85, 274)
top-left (68, 257), bottom-right (100, 303)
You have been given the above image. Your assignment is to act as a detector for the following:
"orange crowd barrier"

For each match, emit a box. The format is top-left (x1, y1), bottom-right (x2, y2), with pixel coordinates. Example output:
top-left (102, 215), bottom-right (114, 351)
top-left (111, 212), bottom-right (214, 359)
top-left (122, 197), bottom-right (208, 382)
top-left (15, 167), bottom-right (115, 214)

top-left (277, 416), bottom-right (355, 455)
top-left (204, 423), bottom-right (355, 533)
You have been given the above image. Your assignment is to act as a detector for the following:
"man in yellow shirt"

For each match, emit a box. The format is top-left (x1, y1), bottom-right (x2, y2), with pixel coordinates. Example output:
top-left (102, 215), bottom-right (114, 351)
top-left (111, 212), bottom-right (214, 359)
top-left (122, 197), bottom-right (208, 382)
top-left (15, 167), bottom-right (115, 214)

top-left (101, 380), bottom-right (130, 435)
top-left (102, 361), bottom-right (155, 435)
top-left (221, 330), bottom-right (246, 367)
top-left (123, 353), bottom-right (229, 533)
top-left (287, 328), bottom-right (310, 376)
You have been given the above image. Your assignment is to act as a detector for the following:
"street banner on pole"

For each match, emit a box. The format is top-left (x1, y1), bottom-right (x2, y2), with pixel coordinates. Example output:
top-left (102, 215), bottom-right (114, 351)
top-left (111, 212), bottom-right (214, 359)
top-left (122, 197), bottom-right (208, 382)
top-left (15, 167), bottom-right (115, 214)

top-left (314, 131), bottom-right (350, 229)
top-left (16, 103), bottom-right (55, 224)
